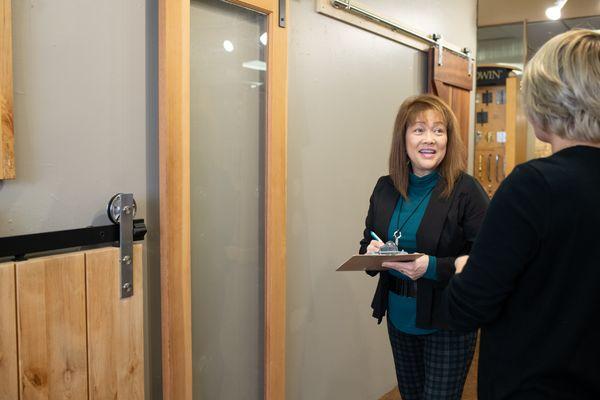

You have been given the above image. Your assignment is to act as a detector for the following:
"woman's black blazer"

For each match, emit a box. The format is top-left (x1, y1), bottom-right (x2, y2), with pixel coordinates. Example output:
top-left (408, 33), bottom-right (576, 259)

top-left (360, 172), bottom-right (489, 329)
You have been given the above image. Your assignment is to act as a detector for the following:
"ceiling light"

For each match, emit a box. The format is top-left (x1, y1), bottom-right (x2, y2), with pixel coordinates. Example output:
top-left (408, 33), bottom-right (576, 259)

top-left (545, 0), bottom-right (567, 20)
top-left (223, 40), bottom-right (234, 52)
top-left (242, 60), bottom-right (267, 71)
top-left (260, 32), bottom-right (267, 46)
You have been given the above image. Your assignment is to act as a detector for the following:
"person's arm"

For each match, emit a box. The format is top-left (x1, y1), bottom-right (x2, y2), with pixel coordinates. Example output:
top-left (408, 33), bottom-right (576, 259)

top-left (441, 165), bottom-right (550, 331)
top-left (360, 177), bottom-right (384, 276)
top-left (433, 177), bottom-right (490, 284)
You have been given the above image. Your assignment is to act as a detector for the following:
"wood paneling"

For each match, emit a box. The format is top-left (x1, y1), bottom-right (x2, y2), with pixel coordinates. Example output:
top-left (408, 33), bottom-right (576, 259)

top-left (0, 262), bottom-right (18, 400)
top-left (16, 253), bottom-right (88, 400)
top-left (430, 47), bottom-right (473, 92)
top-left (450, 86), bottom-right (472, 151)
top-left (160, 0), bottom-right (287, 399)
top-left (86, 245), bottom-right (144, 400)
top-left (0, 0), bottom-right (15, 179)
top-left (158, 0), bottom-right (192, 398)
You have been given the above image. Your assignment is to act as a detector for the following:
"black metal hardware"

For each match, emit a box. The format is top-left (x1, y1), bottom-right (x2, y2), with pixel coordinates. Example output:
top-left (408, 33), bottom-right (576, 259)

top-left (482, 91), bottom-right (493, 105)
top-left (279, 0), bottom-right (286, 28)
top-left (476, 111), bottom-right (488, 125)
top-left (0, 219), bottom-right (147, 261)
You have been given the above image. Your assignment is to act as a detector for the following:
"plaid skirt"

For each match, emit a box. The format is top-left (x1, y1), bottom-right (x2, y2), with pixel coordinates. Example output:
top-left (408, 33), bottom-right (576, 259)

top-left (387, 318), bottom-right (476, 400)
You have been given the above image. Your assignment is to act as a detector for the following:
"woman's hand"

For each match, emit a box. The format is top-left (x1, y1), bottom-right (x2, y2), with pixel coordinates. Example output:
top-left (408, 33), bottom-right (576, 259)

top-left (382, 255), bottom-right (429, 280)
top-left (454, 255), bottom-right (469, 273)
top-left (367, 240), bottom-right (384, 254)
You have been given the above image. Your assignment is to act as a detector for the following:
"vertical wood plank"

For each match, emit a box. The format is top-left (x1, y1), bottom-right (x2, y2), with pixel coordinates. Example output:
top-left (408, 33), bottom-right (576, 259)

top-left (16, 253), bottom-right (88, 400)
top-left (158, 0), bottom-right (192, 398)
top-left (265, 3), bottom-right (288, 399)
top-left (86, 245), bottom-right (144, 400)
top-left (0, 0), bottom-right (15, 179)
top-left (504, 76), bottom-right (528, 174)
top-left (450, 86), bottom-right (472, 153)
top-left (0, 262), bottom-right (18, 400)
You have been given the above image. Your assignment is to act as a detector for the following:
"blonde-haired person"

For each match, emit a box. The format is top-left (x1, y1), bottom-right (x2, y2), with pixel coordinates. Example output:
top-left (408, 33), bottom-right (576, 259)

top-left (442, 29), bottom-right (600, 399)
top-left (360, 94), bottom-right (489, 400)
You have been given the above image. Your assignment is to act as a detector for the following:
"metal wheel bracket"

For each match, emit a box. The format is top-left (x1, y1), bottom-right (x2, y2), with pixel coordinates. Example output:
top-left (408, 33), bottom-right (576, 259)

top-left (108, 193), bottom-right (135, 299)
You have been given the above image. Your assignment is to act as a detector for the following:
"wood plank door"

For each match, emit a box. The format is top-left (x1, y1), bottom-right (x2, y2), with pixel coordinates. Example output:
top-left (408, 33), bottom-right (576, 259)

top-left (0, 245), bottom-right (144, 400)
top-left (158, 0), bottom-right (288, 399)
top-left (428, 47), bottom-right (473, 155)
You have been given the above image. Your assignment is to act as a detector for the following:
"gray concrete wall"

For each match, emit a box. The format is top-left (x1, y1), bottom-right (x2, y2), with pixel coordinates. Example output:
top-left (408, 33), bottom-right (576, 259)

top-left (0, 0), bottom-right (161, 398)
top-left (286, 1), bottom-right (477, 399)
top-left (1, 0), bottom-right (148, 236)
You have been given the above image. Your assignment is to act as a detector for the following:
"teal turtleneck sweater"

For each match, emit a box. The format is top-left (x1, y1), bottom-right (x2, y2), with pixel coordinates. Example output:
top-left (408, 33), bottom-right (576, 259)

top-left (387, 172), bottom-right (438, 335)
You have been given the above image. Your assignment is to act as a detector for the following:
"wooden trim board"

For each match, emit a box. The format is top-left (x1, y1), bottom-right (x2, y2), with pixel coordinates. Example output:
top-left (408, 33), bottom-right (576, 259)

top-left (0, 0), bottom-right (15, 179)
top-left (158, 0), bottom-right (192, 398)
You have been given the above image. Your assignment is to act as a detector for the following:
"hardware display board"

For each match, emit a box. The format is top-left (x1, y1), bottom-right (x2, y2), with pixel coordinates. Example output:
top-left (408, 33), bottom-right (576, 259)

top-left (474, 66), bottom-right (527, 197)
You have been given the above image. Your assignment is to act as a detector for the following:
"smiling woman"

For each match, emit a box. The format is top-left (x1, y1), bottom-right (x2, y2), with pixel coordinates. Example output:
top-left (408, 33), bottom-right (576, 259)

top-left (360, 94), bottom-right (489, 400)
top-left (0, 0), bottom-right (15, 180)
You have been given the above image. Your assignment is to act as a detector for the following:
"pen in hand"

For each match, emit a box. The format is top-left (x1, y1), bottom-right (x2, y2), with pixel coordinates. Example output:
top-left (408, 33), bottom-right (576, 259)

top-left (368, 231), bottom-right (385, 254)
top-left (370, 231), bottom-right (384, 243)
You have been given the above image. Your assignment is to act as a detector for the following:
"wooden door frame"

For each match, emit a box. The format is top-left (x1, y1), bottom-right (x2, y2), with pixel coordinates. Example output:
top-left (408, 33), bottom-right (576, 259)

top-left (158, 0), bottom-right (288, 399)
top-left (1, 0), bottom-right (15, 179)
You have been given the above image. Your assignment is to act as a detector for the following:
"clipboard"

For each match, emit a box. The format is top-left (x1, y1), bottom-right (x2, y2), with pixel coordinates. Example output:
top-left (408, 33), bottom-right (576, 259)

top-left (336, 253), bottom-right (423, 271)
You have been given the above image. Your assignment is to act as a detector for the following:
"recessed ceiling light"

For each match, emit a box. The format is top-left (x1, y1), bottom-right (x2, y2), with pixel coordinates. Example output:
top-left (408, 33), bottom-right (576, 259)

top-left (260, 32), bottom-right (267, 46)
top-left (545, 0), bottom-right (567, 20)
top-left (242, 60), bottom-right (267, 71)
top-left (223, 40), bottom-right (234, 52)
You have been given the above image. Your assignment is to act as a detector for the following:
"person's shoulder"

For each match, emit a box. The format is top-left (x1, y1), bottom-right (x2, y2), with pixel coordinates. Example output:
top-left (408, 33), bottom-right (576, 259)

top-left (496, 161), bottom-right (549, 200)
top-left (510, 158), bottom-right (554, 186)
top-left (374, 175), bottom-right (393, 188)
top-left (456, 172), bottom-right (479, 188)
top-left (369, 175), bottom-right (393, 196)
top-left (525, 146), bottom-right (600, 187)
top-left (454, 172), bottom-right (486, 195)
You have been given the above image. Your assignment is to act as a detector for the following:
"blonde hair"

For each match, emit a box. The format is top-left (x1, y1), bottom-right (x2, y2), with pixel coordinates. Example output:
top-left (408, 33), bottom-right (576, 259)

top-left (389, 94), bottom-right (466, 199)
top-left (522, 29), bottom-right (600, 143)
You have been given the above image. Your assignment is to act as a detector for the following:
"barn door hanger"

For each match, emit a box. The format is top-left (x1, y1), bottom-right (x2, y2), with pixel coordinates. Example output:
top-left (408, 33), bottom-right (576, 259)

top-left (107, 193), bottom-right (137, 299)
top-left (431, 33), bottom-right (444, 66)
top-left (462, 48), bottom-right (473, 76)
top-left (431, 33), bottom-right (472, 76)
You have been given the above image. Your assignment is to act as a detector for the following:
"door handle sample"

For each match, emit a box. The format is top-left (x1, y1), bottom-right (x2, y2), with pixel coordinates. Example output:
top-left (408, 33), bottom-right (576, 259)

top-left (495, 154), bottom-right (500, 182)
